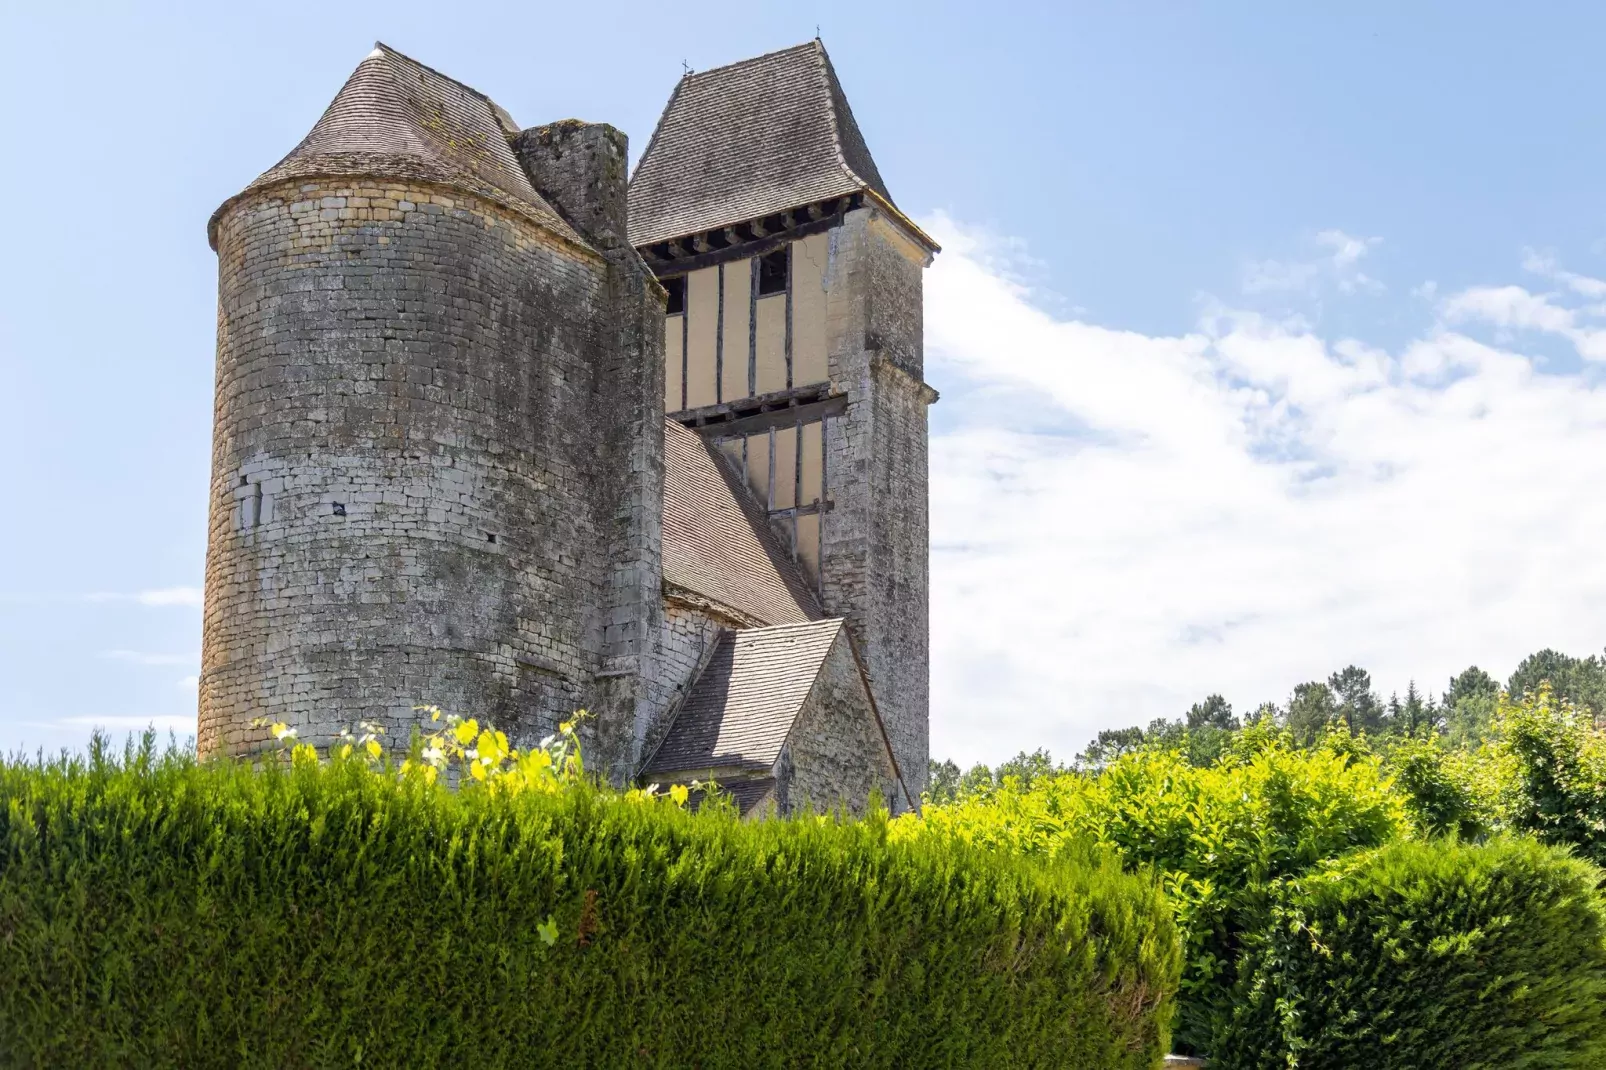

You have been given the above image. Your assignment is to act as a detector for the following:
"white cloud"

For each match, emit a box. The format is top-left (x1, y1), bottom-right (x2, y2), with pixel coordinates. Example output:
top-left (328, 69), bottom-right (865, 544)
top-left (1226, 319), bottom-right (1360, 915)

top-left (1440, 281), bottom-right (1606, 361)
top-left (1244, 228), bottom-right (1383, 296)
top-left (177, 676), bottom-right (199, 692)
top-left (1522, 249), bottom-right (1606, 300)
top-left (923, 214), bottom-right (1606, 768)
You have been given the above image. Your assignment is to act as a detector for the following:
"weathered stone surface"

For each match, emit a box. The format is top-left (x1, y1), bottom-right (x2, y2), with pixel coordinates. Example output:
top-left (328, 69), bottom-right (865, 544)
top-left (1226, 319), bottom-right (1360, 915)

top-left (200, 43), bottom-right (927, 817)
top-left (778, 629), bottom-right (902, 814)
top-left (200, 174), bottom-right (658, 770)
top-left (818, 207), bottom-right (933, 798)
top-left (513, 121), bottom-right (630, 250)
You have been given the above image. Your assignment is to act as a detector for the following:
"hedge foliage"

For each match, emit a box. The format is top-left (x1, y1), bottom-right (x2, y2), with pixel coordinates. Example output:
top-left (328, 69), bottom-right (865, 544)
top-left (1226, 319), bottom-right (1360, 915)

top-left (1215, 837), bottom-right (1606, 1069)
top-left (0, 737), bottom-right (1180, 1069)
top-left (908, 733), bottom-right (1404, 1051)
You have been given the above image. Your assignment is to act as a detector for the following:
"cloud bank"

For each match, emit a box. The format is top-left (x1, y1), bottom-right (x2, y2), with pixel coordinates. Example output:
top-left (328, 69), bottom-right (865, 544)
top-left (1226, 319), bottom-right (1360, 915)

top-left (924, 214), bottom-right (1606, 766)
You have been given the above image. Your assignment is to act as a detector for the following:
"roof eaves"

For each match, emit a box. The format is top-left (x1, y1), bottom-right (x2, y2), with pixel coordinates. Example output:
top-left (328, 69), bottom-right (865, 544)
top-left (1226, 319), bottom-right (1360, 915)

top-left (860, 185), bottom-right (941, 256)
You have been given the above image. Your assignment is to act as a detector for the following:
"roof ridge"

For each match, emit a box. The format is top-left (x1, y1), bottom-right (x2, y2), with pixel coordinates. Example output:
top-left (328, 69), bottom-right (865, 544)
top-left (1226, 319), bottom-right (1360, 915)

top-left (374, 41), bottom-right (497, 112)
top-left (374, 42), bottom-right (523, 138)
top-left (681, 39), bottom-right (820, 82)
top-left (733, 617), bottom-right (844, 638)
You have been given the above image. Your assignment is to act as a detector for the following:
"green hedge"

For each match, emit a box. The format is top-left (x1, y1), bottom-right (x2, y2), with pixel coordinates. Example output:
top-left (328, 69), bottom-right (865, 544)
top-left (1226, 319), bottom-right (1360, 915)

top-left (0, 742), bottom-right (1180, 1068)
top-left (1214, 837), bottom-right (1606, 1069)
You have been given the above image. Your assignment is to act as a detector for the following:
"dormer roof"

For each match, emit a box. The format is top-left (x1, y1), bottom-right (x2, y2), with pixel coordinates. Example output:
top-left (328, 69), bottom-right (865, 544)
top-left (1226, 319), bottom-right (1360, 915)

top-left (209, 43), bottom-right (586, 251)
top-left (641, 618), bottom-right (845, 777)
top-left (628, 40), bottom-right (930, 249)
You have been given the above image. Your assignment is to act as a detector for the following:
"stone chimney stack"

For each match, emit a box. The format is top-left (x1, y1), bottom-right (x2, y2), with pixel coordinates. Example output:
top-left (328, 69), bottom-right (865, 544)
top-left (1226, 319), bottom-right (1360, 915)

top-left (513, 121), bottom-right (630, 249)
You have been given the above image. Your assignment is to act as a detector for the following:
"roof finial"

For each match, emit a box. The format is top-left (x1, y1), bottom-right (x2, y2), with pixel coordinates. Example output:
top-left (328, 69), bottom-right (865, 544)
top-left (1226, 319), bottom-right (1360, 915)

top-left (815, 25), bottom-right (821, 40)
top-left (681, 58), bottom-right (692, 77)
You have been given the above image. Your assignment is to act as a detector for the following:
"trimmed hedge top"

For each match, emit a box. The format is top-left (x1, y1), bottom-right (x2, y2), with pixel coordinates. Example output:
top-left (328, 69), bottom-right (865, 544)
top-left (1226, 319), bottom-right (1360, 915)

top-left (1216, 836), bottom-right (1606, 1069)
top-left (0, 741), bottom-right (1181, 1069)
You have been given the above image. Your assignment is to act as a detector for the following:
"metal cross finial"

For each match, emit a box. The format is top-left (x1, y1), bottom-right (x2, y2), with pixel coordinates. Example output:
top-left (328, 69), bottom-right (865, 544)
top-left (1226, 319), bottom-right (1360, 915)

top-left (682, 59), bottom-right (691, 76)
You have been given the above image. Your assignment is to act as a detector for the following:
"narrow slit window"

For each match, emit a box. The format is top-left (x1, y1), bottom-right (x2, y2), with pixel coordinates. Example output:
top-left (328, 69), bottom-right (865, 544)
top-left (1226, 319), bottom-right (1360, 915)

top-left (663, 275), bottom-right (686, 315)
top-left (757, 247), bottom-right (789, 296)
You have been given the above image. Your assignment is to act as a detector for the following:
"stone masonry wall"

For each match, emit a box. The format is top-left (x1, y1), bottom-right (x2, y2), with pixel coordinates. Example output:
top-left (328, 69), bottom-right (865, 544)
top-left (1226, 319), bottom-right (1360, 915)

top-left (201, 178), bottom-right (629, 759)
top-left (779, 631), bottom-right (900, 815)
top-left (513, 124), bottom-right (670, 783)
top-left (819, 208), bottom-right (932, 799)
top-left (637, 597), bottom-right (727, 770)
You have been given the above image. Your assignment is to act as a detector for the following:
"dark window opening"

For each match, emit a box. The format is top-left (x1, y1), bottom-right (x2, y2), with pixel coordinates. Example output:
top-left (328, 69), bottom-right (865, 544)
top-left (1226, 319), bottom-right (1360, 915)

top-left (757, 246), bottom-right (789, 296)
top-left (663, 276), bottom-right (686, 315)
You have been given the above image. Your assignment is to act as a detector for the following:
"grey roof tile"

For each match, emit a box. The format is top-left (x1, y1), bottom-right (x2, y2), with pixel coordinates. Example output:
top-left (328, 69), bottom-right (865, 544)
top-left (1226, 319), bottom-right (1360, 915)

top-left (627, 40), bottom-right (892, 247)
top-left (210, 43), bottom-right (585, 249)
top-left (688, 777), bottom-right (775, 816)
top-left (662, 420), bottom-right (819, 627)
top-left (642, 619), bottom-right (844, 777)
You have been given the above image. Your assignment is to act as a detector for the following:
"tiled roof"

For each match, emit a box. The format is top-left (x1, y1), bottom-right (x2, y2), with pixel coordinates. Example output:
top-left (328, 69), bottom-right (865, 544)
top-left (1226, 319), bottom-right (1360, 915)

top-left (686, 777), bottom-right (775, 816)
top-left (627, 40), bottom-right (893, 247)
top-left (642, 619), bottom-right (844, 777)
top-left (662, 420), bottom-right (818, 627)
top-left (209, 43), bottom-right (585, 249)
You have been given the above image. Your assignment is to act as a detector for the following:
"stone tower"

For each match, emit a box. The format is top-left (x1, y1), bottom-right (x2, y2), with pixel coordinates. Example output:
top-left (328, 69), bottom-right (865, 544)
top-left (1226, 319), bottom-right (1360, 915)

top-left (198, 45), bottom-right (664, 777)
top-left (629, 41), bottom-right (939, 795)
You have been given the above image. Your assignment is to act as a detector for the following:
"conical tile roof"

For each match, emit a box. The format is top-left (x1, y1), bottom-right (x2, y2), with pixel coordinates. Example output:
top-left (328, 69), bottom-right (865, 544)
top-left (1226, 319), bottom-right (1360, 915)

top-left (209, 43), bottom-right (585, 249)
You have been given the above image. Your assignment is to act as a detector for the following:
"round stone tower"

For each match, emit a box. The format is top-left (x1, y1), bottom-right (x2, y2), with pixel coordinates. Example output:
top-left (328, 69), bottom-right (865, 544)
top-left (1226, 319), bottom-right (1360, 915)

top-left (199, 44), bottom-right (664, 763)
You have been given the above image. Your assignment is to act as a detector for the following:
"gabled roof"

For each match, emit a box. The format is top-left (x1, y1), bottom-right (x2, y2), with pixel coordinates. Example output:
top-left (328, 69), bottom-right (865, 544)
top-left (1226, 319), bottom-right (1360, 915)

top-left (661, 420), bottom-right (819, 627)
top-left (209, 43), bottom-right (585, 250)
top-left (642, 619), bottom-right (845, 777)
top-left (628, 40), bottom-right (914, 247)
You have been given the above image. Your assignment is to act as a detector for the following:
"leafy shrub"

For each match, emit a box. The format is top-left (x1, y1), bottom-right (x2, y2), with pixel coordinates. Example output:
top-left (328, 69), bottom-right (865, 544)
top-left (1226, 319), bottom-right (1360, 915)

top-left (1381, 736), bottom-right (1488, 840)
top-left (1492, 687), bottom-right (1606, 866)
top-left (0, 735), bottom-right (1180, 1069)
top-left (1215, 837), bottom-right (1606, 1069)
top-left (907, 736), bottom-right (1404, 1052)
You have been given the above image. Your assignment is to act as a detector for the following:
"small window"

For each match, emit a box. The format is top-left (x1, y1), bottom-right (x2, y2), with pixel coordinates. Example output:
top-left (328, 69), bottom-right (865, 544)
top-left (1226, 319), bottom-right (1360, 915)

top-left (757, 246), bottom-right (789, 296)
top-left (663, 276), bottom-right (686, 315)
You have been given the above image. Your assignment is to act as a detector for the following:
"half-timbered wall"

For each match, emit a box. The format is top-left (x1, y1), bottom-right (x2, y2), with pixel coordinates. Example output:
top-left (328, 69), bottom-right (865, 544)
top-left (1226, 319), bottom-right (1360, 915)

top-left (661, 231), bottom-right (835, 586)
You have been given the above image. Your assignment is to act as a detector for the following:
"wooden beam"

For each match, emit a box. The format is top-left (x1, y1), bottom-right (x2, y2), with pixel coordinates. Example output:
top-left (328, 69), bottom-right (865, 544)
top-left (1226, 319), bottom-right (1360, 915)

top-left (670, 383), bottom-right (847, 439)
top-left (638, 194), bottom-right (864, 277)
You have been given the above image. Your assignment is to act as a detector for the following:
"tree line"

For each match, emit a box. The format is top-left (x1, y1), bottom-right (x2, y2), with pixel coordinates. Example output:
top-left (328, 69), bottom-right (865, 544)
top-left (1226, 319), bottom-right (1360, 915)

top-left (929, 644), bottom-right (1606, 802)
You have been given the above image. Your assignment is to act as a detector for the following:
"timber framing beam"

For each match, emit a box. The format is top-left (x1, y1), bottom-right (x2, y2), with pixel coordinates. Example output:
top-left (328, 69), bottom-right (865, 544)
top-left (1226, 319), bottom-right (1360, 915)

top-left (637, 195), bottom-right (860, 276)
top-left (671, 383), bottom-right (847, 439)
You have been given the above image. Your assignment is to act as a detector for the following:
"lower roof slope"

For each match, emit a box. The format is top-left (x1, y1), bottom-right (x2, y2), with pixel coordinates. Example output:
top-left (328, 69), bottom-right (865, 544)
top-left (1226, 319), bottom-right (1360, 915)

top-left (661, 420), bottom-right (819, 627)
top-left (642, 619), bottom-right (845, 778)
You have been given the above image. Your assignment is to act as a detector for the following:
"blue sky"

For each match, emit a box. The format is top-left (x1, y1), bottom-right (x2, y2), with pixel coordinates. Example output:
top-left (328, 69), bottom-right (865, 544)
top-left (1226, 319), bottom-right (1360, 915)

top-left (4, 2), bottom-right (1606, 763)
